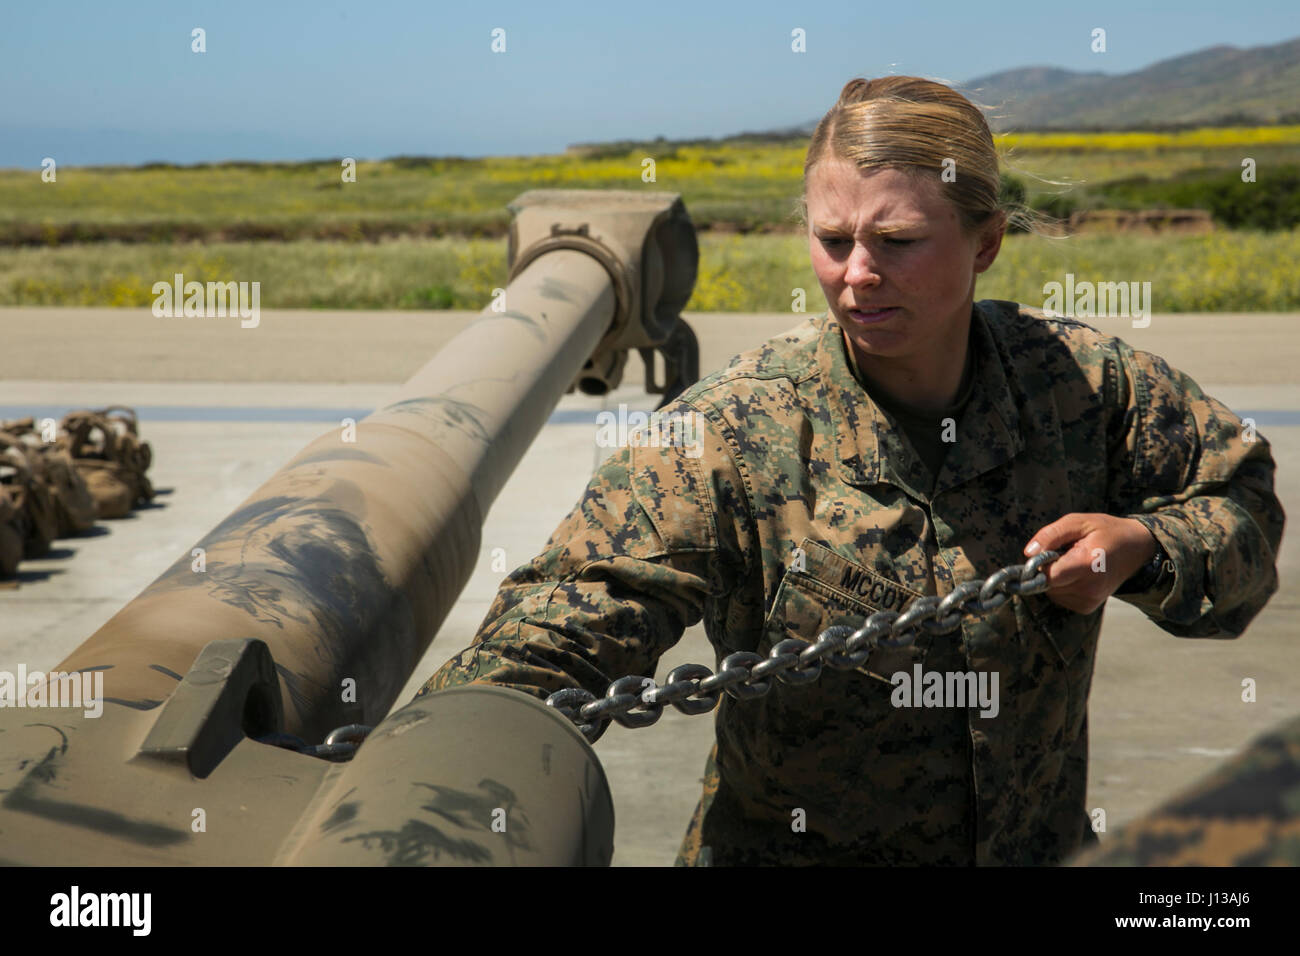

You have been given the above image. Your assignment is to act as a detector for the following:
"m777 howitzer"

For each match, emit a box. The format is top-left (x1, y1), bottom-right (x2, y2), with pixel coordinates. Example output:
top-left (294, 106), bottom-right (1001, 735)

top-left (0, 190), bottom-right (699, 866)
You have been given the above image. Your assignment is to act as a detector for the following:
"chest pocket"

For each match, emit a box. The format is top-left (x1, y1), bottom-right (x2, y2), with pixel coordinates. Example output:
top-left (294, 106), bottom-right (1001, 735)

top-left (763, 538), bottom-right (930, 683)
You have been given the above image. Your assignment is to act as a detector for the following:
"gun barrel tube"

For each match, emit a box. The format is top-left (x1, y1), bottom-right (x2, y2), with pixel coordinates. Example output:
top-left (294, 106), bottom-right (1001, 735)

top-left (54, 250), bottom-right (616, 740)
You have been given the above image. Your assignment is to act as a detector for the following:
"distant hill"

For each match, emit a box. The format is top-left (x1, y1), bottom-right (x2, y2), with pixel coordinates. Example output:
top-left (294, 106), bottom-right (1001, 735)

top-left (960, 37), bottom-right (1300, 130)
top-left (597, 35), bottom-right (1300, 151)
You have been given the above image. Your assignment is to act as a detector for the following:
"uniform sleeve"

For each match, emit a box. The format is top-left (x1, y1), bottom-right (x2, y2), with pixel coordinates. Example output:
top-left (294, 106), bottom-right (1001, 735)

top-left (1105, 340), bottom-right (1285, 637)
top-left (416, 398), bottom-right (757, 708)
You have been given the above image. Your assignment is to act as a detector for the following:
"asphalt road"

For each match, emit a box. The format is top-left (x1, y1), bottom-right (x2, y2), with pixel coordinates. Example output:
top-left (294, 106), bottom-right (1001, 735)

top-left (2, 306), bottom-right (1297, 865)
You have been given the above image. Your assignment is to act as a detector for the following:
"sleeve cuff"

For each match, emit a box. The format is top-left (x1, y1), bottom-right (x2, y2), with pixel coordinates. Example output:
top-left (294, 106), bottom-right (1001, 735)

top-left (1116, 514), bottom-right (1179, 600)
top-left (1116, 512), bottom-right (1213, 630)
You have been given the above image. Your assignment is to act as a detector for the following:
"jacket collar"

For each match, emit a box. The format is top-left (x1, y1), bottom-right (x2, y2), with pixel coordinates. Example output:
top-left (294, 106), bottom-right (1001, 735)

top-left (816, 301), bottom-right (1024, 500)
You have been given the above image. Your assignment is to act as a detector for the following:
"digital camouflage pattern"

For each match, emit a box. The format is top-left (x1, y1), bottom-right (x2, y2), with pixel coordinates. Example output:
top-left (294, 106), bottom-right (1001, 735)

top-left (1071, 710), bottom-right (1300, 866)
top-left (418, 299), bottom-right (1284, 866)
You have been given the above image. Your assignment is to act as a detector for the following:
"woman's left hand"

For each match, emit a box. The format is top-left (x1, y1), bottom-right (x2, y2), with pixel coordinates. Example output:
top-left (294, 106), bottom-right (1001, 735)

top-left (1022, 513), bottom-right (1159, 614)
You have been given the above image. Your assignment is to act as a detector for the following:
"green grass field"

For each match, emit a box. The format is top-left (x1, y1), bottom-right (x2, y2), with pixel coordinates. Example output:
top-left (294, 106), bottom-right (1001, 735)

top-left (2, 126), bottom-right (1296, 310)
top-left (4, 230), bottom-right (1295, 313)
top-left (4, 126), bottom-right (1298, 243)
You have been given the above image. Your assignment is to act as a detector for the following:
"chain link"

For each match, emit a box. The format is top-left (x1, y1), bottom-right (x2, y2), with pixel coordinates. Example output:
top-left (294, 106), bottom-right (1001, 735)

top-left (256, 723), bottom-right (374, 762)
top-left (546, 550), bottom-right (1060, 742)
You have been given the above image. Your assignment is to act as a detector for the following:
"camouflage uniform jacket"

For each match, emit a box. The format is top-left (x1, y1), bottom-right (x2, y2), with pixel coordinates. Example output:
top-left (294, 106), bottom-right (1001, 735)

top-left (419, 299), bottom-right (1284, 866)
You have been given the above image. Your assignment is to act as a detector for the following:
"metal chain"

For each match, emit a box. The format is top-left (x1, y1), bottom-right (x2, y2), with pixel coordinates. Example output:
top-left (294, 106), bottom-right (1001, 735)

top-left (256, 723), bottom-right (373, 762)
top-left (546, 550), bottom-right (1061, 743)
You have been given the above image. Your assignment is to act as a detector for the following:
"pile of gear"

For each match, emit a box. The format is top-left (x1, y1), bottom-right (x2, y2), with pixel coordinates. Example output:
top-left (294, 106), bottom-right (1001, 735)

top-left (0, 406), bottom-right (154, 584)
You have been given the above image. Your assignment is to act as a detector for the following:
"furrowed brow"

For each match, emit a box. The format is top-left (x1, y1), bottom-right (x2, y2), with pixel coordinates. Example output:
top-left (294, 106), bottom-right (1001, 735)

top-left (813, 220), bottom-right (927, 235)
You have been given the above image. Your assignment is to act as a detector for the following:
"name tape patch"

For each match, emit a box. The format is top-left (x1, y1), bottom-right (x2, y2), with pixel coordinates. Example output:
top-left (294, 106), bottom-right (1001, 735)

top-left (792, 538), bottom-right (923, 612)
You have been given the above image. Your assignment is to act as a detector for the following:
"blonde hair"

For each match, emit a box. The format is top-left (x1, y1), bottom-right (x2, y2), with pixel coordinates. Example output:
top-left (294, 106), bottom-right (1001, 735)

top-left (800, 76), bottom-right (1010, 234)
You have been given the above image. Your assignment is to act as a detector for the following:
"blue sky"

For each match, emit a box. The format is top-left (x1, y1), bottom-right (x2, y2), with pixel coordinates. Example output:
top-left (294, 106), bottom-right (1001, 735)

top-left (2, 0), bottom-right (1296, 167)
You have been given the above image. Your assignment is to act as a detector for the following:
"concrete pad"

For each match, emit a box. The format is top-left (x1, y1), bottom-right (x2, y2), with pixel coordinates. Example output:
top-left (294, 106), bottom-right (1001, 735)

top-left (2, 306), bottom-right (1297, 385)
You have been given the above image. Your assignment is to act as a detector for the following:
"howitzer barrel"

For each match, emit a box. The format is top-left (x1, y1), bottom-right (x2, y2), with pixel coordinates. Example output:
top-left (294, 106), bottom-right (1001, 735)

top-left (0, 190), bottom-right (696, 864)
top-left (54, 248), bottom-right (616, 740)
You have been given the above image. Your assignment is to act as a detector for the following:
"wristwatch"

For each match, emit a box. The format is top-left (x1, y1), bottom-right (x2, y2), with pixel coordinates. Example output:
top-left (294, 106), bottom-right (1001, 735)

top-left (1114, 543), bottom-right (1169, 595)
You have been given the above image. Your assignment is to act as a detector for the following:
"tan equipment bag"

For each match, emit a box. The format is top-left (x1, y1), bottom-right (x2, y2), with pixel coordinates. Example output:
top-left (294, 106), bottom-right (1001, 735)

top-left (0, 418), bottom-right (97, 537)
top-left (60, 406), bottom-right (155, 519)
